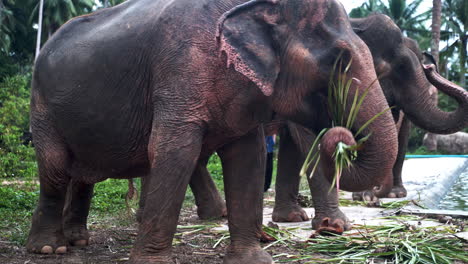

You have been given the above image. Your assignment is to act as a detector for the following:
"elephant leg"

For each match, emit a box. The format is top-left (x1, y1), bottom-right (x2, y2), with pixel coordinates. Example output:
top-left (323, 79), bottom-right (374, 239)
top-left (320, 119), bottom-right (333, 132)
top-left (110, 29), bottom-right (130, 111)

top-left (140, 156), bottom-right (226, 222)
top-left (309, 169), bottom-right (351, 235)
top-left (62, 180), bottom-right (94, 247)
top-left (26, 126), bottom-right (70, 254)
top-left (130, 122), bottom-right (203, 263)
top-left (217, 127), bottom-right (273, 264)
top-left (136, 176), bottom-right (149, 224)
top-left (388, 115), bottom-right (411, 198)
top-left (190, 156), bottom-right (227, 220)
top-left (272, 126), bottom-right (309, 222)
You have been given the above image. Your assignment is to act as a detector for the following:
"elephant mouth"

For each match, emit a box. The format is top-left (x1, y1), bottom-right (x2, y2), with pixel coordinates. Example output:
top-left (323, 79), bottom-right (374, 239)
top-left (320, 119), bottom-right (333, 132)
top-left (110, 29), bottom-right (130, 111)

top-left (422, 64), bottom-right (436, 71)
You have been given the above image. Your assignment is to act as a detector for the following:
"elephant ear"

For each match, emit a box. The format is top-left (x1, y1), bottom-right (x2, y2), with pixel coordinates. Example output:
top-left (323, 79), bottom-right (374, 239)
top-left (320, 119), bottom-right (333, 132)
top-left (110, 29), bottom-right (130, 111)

top-left (216, 0), bottom-right (280, 96)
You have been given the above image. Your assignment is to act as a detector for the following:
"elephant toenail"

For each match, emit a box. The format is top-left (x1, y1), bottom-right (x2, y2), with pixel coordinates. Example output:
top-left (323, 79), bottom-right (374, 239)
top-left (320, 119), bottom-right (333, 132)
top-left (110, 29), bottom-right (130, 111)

top-left (41, 245), bottom-right (53, 254)
top-left (55, 246), bottom-right (67, 254)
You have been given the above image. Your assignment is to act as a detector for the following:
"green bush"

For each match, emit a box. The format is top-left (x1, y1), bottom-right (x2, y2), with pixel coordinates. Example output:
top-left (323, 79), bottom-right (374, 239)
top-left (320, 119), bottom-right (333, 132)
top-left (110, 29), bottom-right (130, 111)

top-left (0, 74), bottom-right (37, 178)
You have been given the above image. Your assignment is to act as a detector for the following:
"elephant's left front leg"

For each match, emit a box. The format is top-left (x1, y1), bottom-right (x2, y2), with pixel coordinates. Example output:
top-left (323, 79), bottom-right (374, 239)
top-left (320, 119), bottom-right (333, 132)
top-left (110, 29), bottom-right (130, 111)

top-left (309, 168), bottom-right (351, 235)
top-left (190, 156), bottom-right (227, 220)
top-left (388, 115), bottom-right (411, 198)
top-left (130, 122), bottom-right (203, 263)
top-left (218, 127), bottom-right (273, 264)
top-left (272, 126), bottom-right (309, 222)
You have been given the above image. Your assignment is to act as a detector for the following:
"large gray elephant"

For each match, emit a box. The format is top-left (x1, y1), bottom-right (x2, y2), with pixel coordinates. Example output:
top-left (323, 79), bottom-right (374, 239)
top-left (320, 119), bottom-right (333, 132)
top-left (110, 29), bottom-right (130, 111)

top-left (28, 0), bottom-right (398, 263)
top-left (178, 14), bottom-right (468, 234)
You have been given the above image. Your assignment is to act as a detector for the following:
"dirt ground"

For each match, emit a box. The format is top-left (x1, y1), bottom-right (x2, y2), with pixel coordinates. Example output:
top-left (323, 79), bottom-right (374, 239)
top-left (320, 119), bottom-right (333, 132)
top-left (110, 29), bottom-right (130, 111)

top-left (0, 207), bottom-right (311, 264)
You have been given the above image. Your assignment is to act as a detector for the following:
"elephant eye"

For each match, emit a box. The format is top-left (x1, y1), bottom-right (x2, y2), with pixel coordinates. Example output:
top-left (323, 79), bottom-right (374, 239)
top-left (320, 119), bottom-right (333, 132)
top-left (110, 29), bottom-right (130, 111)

top-left (396, 62), bottom-right (408, 73)
top-left (395, 57), bottom-right (413, 74)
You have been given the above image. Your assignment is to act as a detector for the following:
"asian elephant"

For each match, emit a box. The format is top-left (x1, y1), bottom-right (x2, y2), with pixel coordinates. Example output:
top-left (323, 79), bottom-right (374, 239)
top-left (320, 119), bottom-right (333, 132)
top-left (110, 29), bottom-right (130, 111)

top-left (178, 13), bottom-right (468, 233)
top-left (28, 0), bottom-right (398, 263)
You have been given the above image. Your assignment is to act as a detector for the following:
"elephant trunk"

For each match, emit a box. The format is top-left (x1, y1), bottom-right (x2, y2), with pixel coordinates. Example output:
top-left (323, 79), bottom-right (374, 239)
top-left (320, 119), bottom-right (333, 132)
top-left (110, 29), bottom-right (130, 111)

top-left (320, 77), bottom-right (398, 192)
top-left (320, 126), bottom-right (395, 193)
top-left (404, 64), bottom-right (468, 134)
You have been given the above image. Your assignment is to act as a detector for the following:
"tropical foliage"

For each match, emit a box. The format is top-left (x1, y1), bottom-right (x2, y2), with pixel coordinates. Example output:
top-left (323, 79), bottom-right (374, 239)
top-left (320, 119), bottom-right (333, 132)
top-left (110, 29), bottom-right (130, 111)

top-left (0, 0), bottom-right (125, 80)
top-left (350, 0), bottom-right (431, 49)
top-left (440, 0), bottom-right (467, 87)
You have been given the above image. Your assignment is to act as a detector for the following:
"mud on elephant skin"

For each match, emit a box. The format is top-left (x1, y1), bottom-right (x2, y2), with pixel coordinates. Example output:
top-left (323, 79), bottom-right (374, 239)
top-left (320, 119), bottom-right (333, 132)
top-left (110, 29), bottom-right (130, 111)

top-left (28, 0), bottom-right (397, 263)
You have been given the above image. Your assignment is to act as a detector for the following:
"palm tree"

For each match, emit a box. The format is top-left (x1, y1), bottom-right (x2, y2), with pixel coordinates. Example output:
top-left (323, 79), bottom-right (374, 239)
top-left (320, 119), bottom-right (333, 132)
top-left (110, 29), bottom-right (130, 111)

top-left (380, 0), bottom-right (431, 48)
top-left (349, 0), bottom-right (432, 49)
top-left (431, 0), bottom-right (442, 64)
top-left (0, 0), bottom-right (15, 53)
top-left (349, 0), bottom-right (384, 18)
top-left (441, 0), bottom-right (467, 87)
top-left (30, 0), bottom-right (95, 39)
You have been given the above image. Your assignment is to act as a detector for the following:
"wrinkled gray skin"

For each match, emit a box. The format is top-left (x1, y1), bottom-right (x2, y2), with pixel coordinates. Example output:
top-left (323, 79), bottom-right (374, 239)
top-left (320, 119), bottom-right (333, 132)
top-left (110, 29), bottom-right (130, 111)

top-left (27, 0), bottom-right (398, 263)
top-left (175, 14), bottom-right (468, 234)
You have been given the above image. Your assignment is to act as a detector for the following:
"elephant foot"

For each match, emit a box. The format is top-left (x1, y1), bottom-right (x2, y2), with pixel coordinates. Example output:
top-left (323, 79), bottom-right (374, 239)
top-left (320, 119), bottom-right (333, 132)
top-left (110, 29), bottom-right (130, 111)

top-left (272, 204), bottom-right (309, 222)
top-left (352, 190), bottom-right (380, 207)
top-left (312, 210), bottom-right (351, 236)
top-left (223, 245), bottom-right (273, 264)
top-left (197, 201), bottom-right (227, 220)
top-left (386, 185), bottom-right (407, 198)
top-left (26, 229), bottom-right (68, 254)
top-left (64, 223), bottom-right (89, 246)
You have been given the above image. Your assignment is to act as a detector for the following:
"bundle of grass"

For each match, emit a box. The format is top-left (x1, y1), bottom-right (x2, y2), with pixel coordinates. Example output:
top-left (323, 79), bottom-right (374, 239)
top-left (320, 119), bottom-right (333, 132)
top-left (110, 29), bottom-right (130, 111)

top-left (300, 53), bottom-right (392, 192)
top-left (263, 221), bottom-right (467, 263)
top-left (303, 223), bottom-right (467, 263)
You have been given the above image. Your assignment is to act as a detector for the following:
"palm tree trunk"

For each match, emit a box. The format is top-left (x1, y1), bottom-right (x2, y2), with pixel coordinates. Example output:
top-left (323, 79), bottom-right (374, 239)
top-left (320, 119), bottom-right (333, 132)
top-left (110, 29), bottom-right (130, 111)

top-left (426, 0), bottom-right (442, 149)
top-left (0, 1), bottom-right (4, 23)
top-left (460, 35), bottom-right (466, 87)
top-left (431, 0), bottom-right (442, 65)
top-left (35, 0), bottom-right (44, 61)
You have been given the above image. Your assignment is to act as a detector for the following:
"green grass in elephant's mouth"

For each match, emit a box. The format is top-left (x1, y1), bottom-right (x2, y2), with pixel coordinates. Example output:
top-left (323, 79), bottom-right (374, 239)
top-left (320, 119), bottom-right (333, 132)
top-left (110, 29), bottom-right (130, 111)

top-left (300, 53), bottom-right (393, 191)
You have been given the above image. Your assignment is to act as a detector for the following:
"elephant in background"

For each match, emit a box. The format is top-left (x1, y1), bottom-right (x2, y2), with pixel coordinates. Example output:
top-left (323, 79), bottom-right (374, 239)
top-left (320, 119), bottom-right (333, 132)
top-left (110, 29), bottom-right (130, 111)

top-left (176, 13), bottom-right (468, 234)
top-left (27, 0), bottom-right (397, 263)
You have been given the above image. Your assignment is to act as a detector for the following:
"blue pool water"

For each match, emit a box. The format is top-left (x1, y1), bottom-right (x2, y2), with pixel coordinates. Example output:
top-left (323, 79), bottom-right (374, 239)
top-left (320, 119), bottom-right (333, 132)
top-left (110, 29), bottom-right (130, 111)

top-left (438, 169), bottom-right (468, 211)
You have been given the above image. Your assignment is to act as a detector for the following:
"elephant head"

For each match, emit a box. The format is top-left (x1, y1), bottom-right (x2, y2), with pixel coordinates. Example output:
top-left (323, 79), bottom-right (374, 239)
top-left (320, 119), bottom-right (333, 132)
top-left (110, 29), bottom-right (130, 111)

top-left (217, 0), bottom-right (398, 192)
top-left (351, 14), bottom-right (468, 134)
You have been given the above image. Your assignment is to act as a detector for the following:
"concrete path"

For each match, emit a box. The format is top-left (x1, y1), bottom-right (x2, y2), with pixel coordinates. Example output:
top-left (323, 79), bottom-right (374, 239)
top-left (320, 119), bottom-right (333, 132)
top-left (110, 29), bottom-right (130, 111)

top-left (394, 157), bottom-right (468, 209)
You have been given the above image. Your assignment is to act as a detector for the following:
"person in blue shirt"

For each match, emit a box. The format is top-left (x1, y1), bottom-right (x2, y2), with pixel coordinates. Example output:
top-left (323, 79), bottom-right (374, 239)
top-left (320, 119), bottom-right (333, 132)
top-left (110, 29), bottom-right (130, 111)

top-left (264, 135), bottom-right (275, 192)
